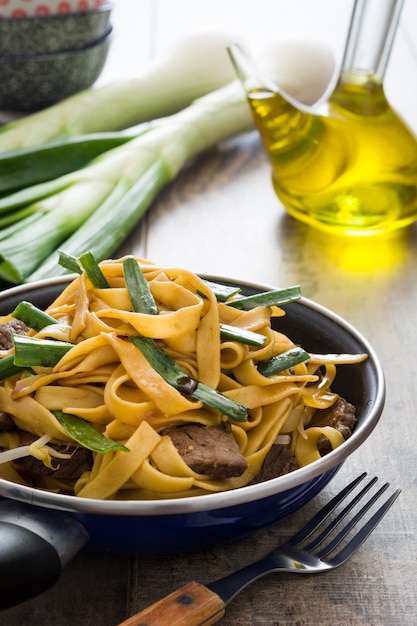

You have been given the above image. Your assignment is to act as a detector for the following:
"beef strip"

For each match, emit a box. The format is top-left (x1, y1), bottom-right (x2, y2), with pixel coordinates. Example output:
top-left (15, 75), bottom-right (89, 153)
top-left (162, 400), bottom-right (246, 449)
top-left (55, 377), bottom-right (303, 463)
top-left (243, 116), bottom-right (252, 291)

top-left (310, 396), bottom-right (357, 455)
top-left (0, 319), bottom-right (29, 350)
top-left (250, 444), bottom-right (299, 484)
top-left (0, 411), bottom-right (16, 432)
top-left (13, 444), bottom-right (93, 482)
top-left (163, 421), bottom-right (248, 478)
top-left (250, 396), bottom-right (357, 484)
top-left (0, 321), bottom-right (30, 433)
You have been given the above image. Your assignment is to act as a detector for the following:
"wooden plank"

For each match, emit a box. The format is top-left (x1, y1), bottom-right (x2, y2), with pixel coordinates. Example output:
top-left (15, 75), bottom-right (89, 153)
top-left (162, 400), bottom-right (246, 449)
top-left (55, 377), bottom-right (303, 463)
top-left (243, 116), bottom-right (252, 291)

top-left (1, 2), bottom-right (416, 625)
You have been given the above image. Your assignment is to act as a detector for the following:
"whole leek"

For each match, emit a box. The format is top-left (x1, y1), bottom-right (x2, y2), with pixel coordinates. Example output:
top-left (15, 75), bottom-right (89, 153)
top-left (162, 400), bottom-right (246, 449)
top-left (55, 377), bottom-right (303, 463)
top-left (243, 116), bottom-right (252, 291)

top-left (0, 79), bottom-right (254, 284)
top-left (0, 32), bottom-right (240, 153)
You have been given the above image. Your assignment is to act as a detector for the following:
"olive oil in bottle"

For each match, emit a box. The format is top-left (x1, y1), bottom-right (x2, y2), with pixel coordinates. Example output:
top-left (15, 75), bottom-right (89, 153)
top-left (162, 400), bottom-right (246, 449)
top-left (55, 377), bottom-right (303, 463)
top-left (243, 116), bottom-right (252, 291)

top-left (231, 0), bottom-right (417, 236)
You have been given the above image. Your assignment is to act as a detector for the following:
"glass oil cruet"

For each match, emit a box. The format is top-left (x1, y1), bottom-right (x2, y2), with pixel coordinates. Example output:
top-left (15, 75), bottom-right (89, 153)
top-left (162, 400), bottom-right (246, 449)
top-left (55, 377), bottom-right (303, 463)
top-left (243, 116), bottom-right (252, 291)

top-left (228, 0), bottom-right (417, 236)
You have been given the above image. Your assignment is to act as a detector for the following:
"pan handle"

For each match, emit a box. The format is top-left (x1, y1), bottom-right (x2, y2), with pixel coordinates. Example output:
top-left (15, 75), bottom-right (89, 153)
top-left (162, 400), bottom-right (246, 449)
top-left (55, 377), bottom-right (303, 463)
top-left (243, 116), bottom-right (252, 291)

top-left (0, 499), bottom-right (89, 611)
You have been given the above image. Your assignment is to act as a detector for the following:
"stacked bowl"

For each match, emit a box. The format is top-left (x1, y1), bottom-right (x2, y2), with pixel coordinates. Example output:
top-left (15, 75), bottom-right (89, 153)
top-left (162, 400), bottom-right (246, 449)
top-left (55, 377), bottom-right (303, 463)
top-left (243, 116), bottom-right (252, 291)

top-left (0, 1), bottom-right (113, 112)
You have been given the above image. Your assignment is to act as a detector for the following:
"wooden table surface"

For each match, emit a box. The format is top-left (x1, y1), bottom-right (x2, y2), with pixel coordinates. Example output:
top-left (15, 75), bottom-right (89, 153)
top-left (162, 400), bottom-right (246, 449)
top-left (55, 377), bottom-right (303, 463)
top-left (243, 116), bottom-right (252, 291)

top-left (1, 1), bottom-right (416, 624)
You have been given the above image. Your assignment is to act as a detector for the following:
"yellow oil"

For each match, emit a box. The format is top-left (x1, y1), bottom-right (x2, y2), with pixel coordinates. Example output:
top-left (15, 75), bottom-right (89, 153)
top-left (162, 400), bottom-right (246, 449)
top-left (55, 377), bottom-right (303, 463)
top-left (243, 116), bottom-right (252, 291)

top-left (248, 80), bottom-right (417, 235)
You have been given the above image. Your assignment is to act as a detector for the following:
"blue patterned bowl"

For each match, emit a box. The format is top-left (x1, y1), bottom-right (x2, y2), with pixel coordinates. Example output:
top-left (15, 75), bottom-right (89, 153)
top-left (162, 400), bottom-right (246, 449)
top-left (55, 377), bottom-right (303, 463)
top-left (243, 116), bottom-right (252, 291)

top-left (0, 274), bottom-right (385, 554)
top-left (0, 27), bottom-right (112, 112)
top-left (0, 4), bottom-right (113, 55)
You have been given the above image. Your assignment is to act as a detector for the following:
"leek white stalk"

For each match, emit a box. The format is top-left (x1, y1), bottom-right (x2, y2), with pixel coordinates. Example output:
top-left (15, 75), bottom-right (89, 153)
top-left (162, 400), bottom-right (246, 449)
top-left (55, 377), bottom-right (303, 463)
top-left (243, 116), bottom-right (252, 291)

top-left (1, 80), bottom-right (254, 283)
top-left (0, 32), bottom-right (241, 153)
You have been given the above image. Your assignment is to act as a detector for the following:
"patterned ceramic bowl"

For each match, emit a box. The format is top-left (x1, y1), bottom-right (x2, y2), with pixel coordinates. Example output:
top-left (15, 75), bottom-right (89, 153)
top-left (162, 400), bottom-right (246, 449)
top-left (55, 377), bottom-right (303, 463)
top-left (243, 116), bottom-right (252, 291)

top-left (0, 27), bottom-right (112, 112)
top-left (0, 0), bottom-right (107, 18)
top-left (0, 4), bottom-right (112, 55)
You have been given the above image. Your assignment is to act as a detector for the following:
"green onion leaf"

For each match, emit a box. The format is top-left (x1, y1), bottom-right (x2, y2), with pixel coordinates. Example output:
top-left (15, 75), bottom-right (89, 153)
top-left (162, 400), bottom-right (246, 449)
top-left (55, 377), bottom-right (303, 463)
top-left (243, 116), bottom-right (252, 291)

top-left (0, 132), bottom-right (138, 195)
top-left (53, 410), bottom-right (129, 453)
top-left (78, 251), bottom-right (110, 289)
top-left (0, 354), bottom-right (24, 381)
top-left (123, 257), bottom-right (158, 315)
top-left (130, 335), bottom-right (248, 422)
top-left (257, 347), bottom-right (310, 376)
top-left (203, 280), bottom-right (241, 302)
top-left (58, 250), bottom-right (82, 274)
top-left (28, 160), bottom-right (170, 282)
top-left (11, 301), bottom-right (58, 332)
top-left (12, 334), bottom-right (73, 368)
top-left (226, 286), bottom-right (302, 310)
top-left (220, 323), bottom-right (267, 347)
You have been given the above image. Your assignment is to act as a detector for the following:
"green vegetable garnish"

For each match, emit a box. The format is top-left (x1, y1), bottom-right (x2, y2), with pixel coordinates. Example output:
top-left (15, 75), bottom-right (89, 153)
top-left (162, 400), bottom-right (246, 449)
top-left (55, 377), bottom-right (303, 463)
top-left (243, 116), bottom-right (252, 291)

top-left (77, 251), bottom-right (110, 289)
top-left (11, 301), bottom-right (58, 332)
top-left (220, 323), bottom-right (267, 347)
top-left (257, 347), bottom-right (310, 377)
top-left (53, 410), bottom-right (129, 453)
top-left (12, 334), bottom-right (74, 368)
top-left (57, 250), bottom-right (82, 275)
top-left (202, 280), bottom-right (241, 302)
top-left (0, 354), bottom-right (23, 381)
top-left (123, 257), bottom-right (158, 315)
top-left (130, 335), bottom-right (248, 422)
top-left (226, 286), bottom-right (302, 310)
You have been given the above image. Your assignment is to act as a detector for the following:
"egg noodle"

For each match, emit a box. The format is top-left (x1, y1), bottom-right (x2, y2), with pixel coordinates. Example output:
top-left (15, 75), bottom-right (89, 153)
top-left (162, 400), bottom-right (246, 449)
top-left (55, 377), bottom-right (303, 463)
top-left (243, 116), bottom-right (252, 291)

top-left (0, 257), bottom-right (367, 500)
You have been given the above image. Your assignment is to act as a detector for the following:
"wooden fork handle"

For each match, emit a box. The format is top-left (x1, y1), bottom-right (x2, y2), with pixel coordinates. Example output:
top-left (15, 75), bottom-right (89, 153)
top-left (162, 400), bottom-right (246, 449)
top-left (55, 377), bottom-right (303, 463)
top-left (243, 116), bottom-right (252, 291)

top-left (117, 581), bottom-right (226, 626)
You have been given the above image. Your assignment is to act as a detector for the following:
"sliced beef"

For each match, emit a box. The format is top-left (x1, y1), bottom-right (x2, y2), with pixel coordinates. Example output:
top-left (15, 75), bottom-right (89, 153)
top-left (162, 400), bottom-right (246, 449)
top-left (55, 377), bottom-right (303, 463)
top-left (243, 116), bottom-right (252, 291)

top-left (250, 444), bottom-right (299, 484)
top-left (13, 445), bottom-right (93, 482)
top-left (163, 421), bottom-right (248, 478)
top-left (310, 396), bottom-right (357, 455)
top-left (0, 411), bottom-right (16, 433)
top-left (0, 319), bottom-right (29, 350)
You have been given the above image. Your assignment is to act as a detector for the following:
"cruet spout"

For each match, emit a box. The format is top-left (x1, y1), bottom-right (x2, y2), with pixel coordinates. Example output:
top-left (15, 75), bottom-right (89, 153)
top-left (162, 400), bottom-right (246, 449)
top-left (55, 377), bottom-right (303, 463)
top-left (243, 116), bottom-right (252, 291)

top-left (228, 40), bottom-right (336, 106)
top-left (227, 43), bottom-right (278, 96)
top-left (226, 42), bottom-right (304, 110)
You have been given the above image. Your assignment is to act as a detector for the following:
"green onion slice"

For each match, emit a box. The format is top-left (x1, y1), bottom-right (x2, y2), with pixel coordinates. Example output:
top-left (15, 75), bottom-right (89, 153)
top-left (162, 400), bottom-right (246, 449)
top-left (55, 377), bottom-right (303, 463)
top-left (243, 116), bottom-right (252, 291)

top-left (0, 354), bottom-right (24, 381)
top-left (257, 347), bottom-right (310, 377)
top-left (226, 286), bottom-right (302, 310)
top-left (53, 410), bottom-right (129, 453)
top-left (123, 257), bottom-right (158, 315)
top-left (77, 251), bottom-right (110, 289)
top-left (130, 335), bottom-right (248, 422)
top-left (220, 323), bottom-right (267, 347)
top-left (58, 250), bottom-right (82, 275)
top-left (12, 334), bottom-right (74, 368)
top-left (203, 280), bottom-right (241, 302)
top-left (12, 301), bottom-right (58, 332)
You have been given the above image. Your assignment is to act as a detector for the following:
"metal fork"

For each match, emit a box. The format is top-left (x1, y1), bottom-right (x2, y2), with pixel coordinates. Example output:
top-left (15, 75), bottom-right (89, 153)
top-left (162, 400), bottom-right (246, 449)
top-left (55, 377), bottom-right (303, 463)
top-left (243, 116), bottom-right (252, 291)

top-left (118, 473), bottom-right (400, 626)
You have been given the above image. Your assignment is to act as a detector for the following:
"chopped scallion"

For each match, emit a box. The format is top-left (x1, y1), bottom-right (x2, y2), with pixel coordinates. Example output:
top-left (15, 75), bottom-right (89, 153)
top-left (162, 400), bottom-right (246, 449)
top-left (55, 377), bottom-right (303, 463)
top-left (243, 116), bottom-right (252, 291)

top-left (130, 335), bottom-right (248, 422)
top-left (11, 301), bottom-right (58, 332)
top-left (226, 286), bottom-right (302, 310)
top-left (123, 257), bottom-right (158, 315)
top-left (0, 354), bottom-right (23, 381)
top-left (78, 251), bottom-right (110, 289)
top-left (12, 334), bottom-right (74, 368)
top-left (220, 323), bottom-right (267, 347)
top-left (257, 347), bottom-right (310, 376)
top-left (53, 410), bottom-right (129, 453)
top-left (203, 280), bottom-right (241, 302)
top-left (58, 250), bottom-right (82, 274)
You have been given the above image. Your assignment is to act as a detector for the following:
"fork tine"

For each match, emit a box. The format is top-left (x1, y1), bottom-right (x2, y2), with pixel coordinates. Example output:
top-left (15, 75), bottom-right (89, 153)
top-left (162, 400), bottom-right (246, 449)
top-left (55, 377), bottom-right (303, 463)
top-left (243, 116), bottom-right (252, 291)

top-left (289, 472), bottom-right (367, 546)
top-left (314, 481), bottom-right (390, 558)
top-left (326, 488), bottom-right (401, 567)
top-left (303, 476), bottom-right (380, 552)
